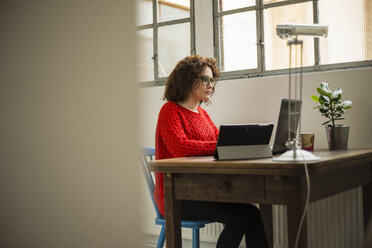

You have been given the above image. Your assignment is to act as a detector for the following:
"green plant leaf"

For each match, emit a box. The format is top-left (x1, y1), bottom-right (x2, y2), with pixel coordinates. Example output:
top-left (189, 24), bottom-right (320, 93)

top-left (319, 96), bottom-right (324, 104)
top-left (335, 118), bottom-right (345, 121)
top-left (332, 88), bottom-right (342, 98)
top-left (331, 97), bottom-right (340, 103)
top-left (320, 82), bottom-right (331, 92)
top-left (342, 100), bottom-right (352, 108)
top-left (317, 87), bottom-right (330, 96)
top-left (320, 95), bottom-right (330, 103)
top-left (311, 95), bottom-right (319, 103)
top-left (319, 108), bottom-right (328, 113)
top-left (313, 106), bottom-right (321, 109)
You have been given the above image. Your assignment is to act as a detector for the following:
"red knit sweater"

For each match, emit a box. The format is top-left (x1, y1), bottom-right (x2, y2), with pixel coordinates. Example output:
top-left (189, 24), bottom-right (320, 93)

top-left (154, 101), bottom-right (219, 216)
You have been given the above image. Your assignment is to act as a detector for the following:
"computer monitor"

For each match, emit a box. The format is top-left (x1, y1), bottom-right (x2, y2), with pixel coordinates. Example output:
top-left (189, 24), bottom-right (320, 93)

top-left (272, 99), bottom-right (302, 155)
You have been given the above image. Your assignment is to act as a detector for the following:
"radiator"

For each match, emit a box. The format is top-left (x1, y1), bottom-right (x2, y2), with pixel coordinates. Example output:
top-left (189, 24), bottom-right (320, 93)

top-left (144, 187), bottom-right (364, 248)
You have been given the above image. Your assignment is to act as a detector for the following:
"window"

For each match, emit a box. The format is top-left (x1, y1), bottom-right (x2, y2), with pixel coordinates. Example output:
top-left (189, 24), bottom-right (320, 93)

top-left (136, 0), bottom-right (195, 85)
top-left (214, 0), bottom-right (372, 80)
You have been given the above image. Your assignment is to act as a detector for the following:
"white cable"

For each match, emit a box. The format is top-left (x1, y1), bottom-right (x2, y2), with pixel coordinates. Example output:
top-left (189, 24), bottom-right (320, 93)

top-left (294, 150), bottom-right (311, 248)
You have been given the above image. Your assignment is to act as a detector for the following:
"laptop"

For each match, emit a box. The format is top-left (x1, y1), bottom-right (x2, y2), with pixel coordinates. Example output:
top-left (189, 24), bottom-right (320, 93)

top-left (213, 123), bottom-right (274, 160)
top-left (272, 99), bottom-right (302, 155)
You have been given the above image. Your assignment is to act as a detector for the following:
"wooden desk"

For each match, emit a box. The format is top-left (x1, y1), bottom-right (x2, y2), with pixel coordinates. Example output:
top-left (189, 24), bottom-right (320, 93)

top-left (149, 149), bottom-right (372, 248)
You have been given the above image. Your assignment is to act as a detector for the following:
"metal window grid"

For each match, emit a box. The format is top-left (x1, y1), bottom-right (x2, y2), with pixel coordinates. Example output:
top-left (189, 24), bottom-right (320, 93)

top-left (138, 0), bottom-right (372, 87)
top-left (137, 0), bottom-right (195, 87)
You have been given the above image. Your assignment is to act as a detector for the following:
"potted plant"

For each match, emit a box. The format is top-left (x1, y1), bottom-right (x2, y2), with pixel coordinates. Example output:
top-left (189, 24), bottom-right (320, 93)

top-left (311, 82), bottom-right (352, 150)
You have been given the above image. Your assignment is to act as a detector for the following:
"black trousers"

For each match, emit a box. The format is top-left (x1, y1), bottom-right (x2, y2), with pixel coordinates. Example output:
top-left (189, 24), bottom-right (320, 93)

top-left (181, 201), bottom-right (269, 248)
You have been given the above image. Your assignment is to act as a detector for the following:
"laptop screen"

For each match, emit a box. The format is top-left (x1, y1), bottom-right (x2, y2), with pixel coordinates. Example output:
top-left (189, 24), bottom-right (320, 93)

top-left (272, 99), bottom-right (302, 155)
top-left (213, 123), bottom-right (274, 160)
top-left (216, 124), bottom-right (273, 146)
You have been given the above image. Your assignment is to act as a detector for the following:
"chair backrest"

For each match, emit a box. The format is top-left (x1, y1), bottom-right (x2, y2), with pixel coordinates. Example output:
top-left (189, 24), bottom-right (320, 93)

top-left (140, 147), bottom-right (162, 219)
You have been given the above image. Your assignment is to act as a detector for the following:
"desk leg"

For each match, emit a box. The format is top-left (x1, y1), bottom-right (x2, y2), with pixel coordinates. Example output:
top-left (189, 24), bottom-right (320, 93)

top-left (362, 163), bottom-right (372, 230)
top-left (287, 200), bottom-right (307, 248)
top-left (260, 204), bottom-right (273, 248)
top-left (164, 173), bottom-right (182, 248)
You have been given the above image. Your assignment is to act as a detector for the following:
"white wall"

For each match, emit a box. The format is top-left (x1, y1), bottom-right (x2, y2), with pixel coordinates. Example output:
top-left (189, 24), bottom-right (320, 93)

top-left (140, 67), bottom-right (372, 149)
top-left (0, 1), bottom-right (140, 247)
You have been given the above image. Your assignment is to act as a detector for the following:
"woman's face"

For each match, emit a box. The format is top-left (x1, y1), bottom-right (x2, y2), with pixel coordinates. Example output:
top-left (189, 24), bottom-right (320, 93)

top-left (189, 66), bottom-right (214, 102)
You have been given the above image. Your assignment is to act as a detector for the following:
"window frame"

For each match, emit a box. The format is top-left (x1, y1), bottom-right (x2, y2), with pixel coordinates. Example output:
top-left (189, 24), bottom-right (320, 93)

top-left (212, 0), bottom-right (372, 81)
top-left (137, 0), bottom-right (196, 87)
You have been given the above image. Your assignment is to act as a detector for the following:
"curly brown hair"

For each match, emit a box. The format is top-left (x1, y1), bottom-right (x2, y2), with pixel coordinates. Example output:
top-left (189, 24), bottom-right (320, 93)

top-left (163, 55), bottom-right (220, 105)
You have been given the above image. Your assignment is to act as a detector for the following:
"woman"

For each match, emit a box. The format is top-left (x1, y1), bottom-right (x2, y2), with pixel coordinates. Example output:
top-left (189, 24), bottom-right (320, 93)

top-left (154, 55), bottom-right (268, 248)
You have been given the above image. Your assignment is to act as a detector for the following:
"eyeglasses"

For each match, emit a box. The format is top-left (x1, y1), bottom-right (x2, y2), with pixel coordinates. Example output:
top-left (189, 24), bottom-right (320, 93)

top-left (199, 76), bottom-right (217, 87)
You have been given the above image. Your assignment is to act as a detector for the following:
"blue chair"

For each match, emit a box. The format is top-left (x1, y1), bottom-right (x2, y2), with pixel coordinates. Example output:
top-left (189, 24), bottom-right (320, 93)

top-left (141, 147), bottom-right (213, 248)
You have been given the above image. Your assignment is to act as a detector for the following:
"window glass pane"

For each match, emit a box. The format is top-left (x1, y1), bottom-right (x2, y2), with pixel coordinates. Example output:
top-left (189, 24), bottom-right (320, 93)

top-left (136, 0), bottom-right (153, 26)
top-left (137, 29), bottom-right (154, 81)
top-left (264, 0), bottom-right (292, 4)
top-left (158, 23), bottom-right (190, 77)
top-left (157, 0), bottom-right (190, 23)
top-left (264, 2), bottom-right (314, 70)
top-left (219, 12), bottom-right (257, 72)
top-left (319, 0), bottom-right (372, 64)
top-left (218, 0), bottom-right (255, 12)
